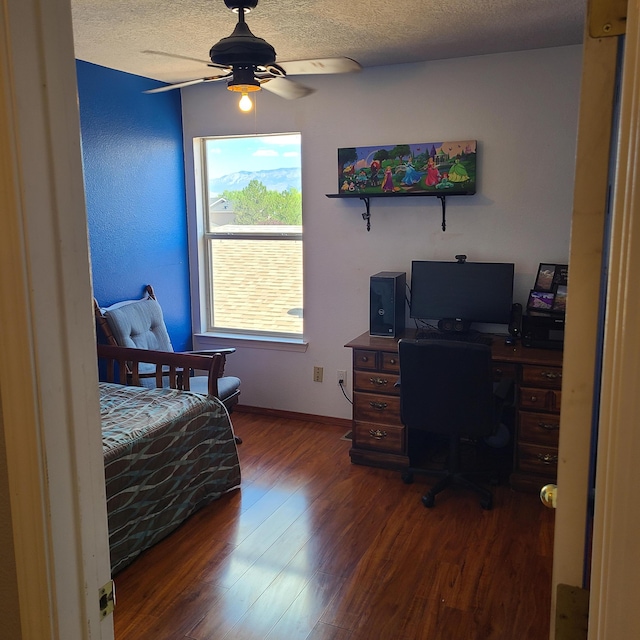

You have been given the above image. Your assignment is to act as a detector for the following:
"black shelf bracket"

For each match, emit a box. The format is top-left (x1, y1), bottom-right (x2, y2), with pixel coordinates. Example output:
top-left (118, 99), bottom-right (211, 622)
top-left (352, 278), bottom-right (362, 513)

top-left (360, 196), bottom-right (371, 231)
top-left (326, 191), bottom-right (464, 232)
top-left (437, 195), bottom-right (447, 231)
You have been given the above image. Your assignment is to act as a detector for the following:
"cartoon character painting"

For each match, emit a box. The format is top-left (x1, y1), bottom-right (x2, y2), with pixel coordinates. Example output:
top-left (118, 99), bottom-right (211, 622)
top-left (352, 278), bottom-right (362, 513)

top-left (369, 160), bottom-right (381, 187)
top-left (381, 165), bottom-right (395, 192)
top-left (424, 157), bottom-right (441, 187)
top-left (448, 158), bottom-right (470, 183)
top-left (435, 173), bottom-right (455, 189)
top-left (398, 157), bottom-right (422, 186)
top-left (356, 170), bottom-right (368, 190)
top-left (337, 141), bottom-right (476, 195)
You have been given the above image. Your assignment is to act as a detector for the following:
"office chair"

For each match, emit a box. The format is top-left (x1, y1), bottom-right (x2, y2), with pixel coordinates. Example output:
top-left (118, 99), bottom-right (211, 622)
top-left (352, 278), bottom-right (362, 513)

top-left (94, 284), bottom-right (241, 415)
top-left (398, 339), bottom-right (512, 510)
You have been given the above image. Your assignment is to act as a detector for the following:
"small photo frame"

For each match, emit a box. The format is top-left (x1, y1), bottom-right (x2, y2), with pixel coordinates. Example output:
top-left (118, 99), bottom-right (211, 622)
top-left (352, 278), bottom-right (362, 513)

top-left (534, 264), bottom-right (557, 292)
top-left (553, 265), bottom-right (569, 287)
top-left (552, 285), bottom-right (568, 313)
top-left (527, 289), bottom-right (555, 312)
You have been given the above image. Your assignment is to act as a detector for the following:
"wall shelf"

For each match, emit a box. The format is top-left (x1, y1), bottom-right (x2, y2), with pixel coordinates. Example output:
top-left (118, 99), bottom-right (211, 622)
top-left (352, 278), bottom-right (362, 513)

top-left (326, 191), bottom-right (474, 232)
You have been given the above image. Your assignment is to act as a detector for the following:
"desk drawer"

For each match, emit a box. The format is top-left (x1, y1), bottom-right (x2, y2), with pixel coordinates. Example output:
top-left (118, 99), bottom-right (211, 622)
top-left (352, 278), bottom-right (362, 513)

top-left (518, 443), bottom-right (558, 476)
top-left (381, 352), bottom-right (400, 373)
top-left (353, 421), bottom-right (405, 453)
top-left (519, 387), bottom-right (561, 412)
top-left (519, 411), bottom-right (560, 447)
top-left (353, 349), bottom-right (378, 370)
top-left (354, 370), bottom-right (400, 395)
top-left (521, 365), bottom-right (563, 389)
top-left (354, 392), bottom-right (402, 426)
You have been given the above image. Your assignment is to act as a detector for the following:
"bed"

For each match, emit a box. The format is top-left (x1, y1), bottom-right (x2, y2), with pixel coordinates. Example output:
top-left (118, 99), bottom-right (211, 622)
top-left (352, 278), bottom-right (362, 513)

top-left (100, 381), bottom-right (241, 574)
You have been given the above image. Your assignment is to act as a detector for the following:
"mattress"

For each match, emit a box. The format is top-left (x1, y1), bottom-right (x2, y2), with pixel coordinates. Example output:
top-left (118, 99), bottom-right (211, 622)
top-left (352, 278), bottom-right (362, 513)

top-left (100, 382), bottom-right (241, 574)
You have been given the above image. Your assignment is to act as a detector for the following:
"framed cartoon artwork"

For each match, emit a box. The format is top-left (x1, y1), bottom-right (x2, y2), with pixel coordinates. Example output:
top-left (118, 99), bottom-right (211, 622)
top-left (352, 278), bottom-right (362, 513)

top-left (337, 140), bottom-right (477, 196)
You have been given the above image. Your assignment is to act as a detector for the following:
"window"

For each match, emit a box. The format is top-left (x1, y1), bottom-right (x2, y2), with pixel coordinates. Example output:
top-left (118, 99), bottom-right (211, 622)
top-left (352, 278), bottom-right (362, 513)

top-left (197, 133), bottom-right (303, 339)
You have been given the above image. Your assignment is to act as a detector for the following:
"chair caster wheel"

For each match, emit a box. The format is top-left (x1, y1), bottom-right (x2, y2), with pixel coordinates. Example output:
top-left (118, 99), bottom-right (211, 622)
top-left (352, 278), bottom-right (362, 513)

top-left (422, 493), bottom-right (435, 508)
top-left (481, 496), bottom-right (493, 510)
top-left (401, 471), bottom-right (414, 484)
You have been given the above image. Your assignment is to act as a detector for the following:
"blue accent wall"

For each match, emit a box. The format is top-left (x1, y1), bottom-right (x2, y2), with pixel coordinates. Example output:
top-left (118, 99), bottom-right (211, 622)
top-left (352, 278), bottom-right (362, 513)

top-left (76, 61), bottom-right (192, 350)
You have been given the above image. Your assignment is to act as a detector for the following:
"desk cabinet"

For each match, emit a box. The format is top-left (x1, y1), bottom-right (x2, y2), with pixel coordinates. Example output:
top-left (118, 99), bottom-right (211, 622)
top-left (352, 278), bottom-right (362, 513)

top-left (350, 344), bottom-right (408, 469)
top-left (510, 363), bottom-right (562, 491)
top-left (345, 331), bottom-right (564, 491)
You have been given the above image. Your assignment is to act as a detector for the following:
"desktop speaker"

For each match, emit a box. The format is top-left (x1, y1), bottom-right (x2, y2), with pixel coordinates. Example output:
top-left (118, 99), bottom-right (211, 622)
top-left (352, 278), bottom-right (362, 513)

top-left (370, 272), bottom-right (406, 337)
top-left (437, 318), bottom-right (471, 333)
top-left (508, 303), bottom-right (523, 337)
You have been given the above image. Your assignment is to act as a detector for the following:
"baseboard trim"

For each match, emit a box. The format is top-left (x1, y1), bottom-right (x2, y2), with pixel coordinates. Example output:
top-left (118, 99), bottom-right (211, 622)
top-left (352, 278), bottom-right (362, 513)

top-left (234, 404), bottom-right (352, 429)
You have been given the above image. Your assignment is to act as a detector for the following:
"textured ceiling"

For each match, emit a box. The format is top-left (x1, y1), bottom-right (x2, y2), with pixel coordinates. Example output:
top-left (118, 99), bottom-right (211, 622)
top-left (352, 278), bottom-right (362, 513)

top-left (71, 0), bottom-right (586, 86)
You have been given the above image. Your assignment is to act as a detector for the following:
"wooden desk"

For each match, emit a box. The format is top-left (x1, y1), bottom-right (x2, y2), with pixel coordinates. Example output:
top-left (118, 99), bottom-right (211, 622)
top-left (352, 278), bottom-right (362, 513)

top-left (345, 330), bottom-right (564, 492)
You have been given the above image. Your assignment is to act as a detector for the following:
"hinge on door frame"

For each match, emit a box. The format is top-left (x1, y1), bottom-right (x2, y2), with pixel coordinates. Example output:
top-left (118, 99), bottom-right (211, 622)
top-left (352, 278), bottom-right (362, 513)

top-left (99, 580), bottom-right (115, 619)
top-left (556, 584), bottom-right (589, 640)
top-left (589, 0), bottom-right (627, 38)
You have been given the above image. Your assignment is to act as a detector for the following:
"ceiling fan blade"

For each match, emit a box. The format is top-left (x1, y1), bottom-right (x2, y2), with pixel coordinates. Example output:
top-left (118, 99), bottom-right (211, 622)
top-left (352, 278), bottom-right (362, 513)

top-left (260, 77), bottom-right (315, 100)
top-left (277, 57), bottom-right (361, 76)
top-left (141, 49), bottom-right (231, 71)
top-left (144, 75), bottom-right (228, 94)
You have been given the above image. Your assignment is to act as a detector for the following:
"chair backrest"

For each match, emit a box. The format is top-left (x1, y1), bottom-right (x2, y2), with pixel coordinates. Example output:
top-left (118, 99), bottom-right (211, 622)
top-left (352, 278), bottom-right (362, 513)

top-left (398, 339), bottom-right (495, 437)
top-left (94, 287), bottom-right (174, 353)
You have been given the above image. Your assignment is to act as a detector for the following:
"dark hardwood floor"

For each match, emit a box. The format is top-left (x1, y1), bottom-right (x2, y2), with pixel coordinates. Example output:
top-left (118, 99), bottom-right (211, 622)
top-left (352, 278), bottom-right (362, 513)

top-left (113, 410), bottom-right (554, 640)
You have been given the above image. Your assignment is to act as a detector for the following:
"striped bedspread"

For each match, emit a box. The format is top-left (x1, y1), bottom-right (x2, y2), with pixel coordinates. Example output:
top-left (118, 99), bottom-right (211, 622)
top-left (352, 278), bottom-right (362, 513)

top-left (100, 382), bottom-right (241, 574)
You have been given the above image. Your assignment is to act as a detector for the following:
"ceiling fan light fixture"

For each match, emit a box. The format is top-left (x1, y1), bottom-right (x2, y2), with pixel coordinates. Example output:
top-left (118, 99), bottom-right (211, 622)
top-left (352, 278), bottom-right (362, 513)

top-left (225, 0), bottom-right (258, 13)
top-left (227, 74), bottom-right (260, 112)
top-left (238, 92), bottom-right (253, 112)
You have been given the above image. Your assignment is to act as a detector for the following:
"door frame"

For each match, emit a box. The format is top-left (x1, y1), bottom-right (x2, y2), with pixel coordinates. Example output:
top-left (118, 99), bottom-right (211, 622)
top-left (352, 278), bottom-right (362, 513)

top-left (588, 0), bottom-right (640, 636)
top-left (0, 0), bottom-right (113, 637)
top-left (552, 1), bottom-right (640, 638)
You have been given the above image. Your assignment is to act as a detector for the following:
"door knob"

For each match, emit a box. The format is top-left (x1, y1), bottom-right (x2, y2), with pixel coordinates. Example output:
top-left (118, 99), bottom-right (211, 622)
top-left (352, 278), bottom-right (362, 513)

top-left (540, 484), bottom-right (557, 509)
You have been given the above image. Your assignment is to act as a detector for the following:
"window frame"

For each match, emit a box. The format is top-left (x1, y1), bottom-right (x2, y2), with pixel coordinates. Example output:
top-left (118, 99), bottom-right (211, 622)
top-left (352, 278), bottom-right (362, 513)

top-left (193, 133), bottom-right (306, 349)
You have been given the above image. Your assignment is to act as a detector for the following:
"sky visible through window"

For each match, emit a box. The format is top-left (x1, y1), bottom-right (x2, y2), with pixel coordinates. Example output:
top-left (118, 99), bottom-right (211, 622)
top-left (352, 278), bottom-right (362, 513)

top-left (206, 133), bottom-right (302, 191)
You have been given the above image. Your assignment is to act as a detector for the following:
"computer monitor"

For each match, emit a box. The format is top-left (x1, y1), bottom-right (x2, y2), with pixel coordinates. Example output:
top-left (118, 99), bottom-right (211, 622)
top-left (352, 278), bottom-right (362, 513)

top-left (410, 260), bottom-right (514, 326)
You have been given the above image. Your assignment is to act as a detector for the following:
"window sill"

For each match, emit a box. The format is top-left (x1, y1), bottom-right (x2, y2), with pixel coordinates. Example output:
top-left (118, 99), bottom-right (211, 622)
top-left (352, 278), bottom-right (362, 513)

top-left (194, 332), bottom-right (309, 352)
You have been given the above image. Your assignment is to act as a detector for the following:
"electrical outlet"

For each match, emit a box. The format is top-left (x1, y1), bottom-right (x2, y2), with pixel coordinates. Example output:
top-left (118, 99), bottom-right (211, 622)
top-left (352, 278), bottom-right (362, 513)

top-left (313, 366), bottom-right (323, 382)
top-left (337, 369), bottom-right (347, 385)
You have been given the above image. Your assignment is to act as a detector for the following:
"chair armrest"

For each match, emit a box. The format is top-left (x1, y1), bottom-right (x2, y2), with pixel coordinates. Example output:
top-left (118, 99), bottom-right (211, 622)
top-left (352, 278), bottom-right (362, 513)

top-left (183, 347), bottom-right (236, 356)
top-left (97, 344), bottom-right (224, 397)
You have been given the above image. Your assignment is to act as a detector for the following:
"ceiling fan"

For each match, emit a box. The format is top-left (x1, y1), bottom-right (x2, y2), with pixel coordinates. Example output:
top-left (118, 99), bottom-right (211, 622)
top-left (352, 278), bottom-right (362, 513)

top-left (144, 0), bottom-right (361, 110)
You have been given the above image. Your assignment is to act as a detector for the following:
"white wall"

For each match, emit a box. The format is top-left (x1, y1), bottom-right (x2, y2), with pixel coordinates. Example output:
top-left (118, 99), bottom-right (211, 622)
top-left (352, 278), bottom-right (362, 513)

top-left (181, 45), bottom-right (582, 419)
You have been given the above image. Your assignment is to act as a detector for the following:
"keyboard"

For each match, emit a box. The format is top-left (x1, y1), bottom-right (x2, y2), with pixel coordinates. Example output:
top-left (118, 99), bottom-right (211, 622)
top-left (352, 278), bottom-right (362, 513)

top-left (415, 329), bottom-right (493, 346)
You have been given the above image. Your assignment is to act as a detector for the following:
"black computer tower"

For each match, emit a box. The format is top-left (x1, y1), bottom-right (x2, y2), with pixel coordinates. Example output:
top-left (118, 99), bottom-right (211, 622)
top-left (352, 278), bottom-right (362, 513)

top-left (369, 272), bottom-right (406, 337)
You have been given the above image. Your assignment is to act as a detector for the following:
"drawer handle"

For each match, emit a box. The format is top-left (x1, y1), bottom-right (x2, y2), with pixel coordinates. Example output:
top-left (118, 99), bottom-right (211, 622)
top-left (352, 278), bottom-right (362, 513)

top-left (360, 355), bottom-right (369, 363)
top-left (369, 429), bottom-right (387, 440)
top-left (369, 401), bottom-right (388, 411)
top-left (540, 371), bottom-right (562, 380)
top-left (538, 422), bottom-right (559, 431)
top-left (369, 377), bottom-right (388, 386)
top-left (529, 395), bottom-right (538, 402)
top-left (388, 358), bottom-right (397, 365)
top-left (536, 453), bottom-right (558, 465)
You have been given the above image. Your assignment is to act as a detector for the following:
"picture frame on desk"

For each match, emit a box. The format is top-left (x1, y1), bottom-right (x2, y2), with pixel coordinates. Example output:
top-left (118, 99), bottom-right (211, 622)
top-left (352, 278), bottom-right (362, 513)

top-left (552, 285), bottom-right (568, 314)
top-left (527, 289), bottom-right (555, 313)
top-left (534, 263), bottom-right (569, 291)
